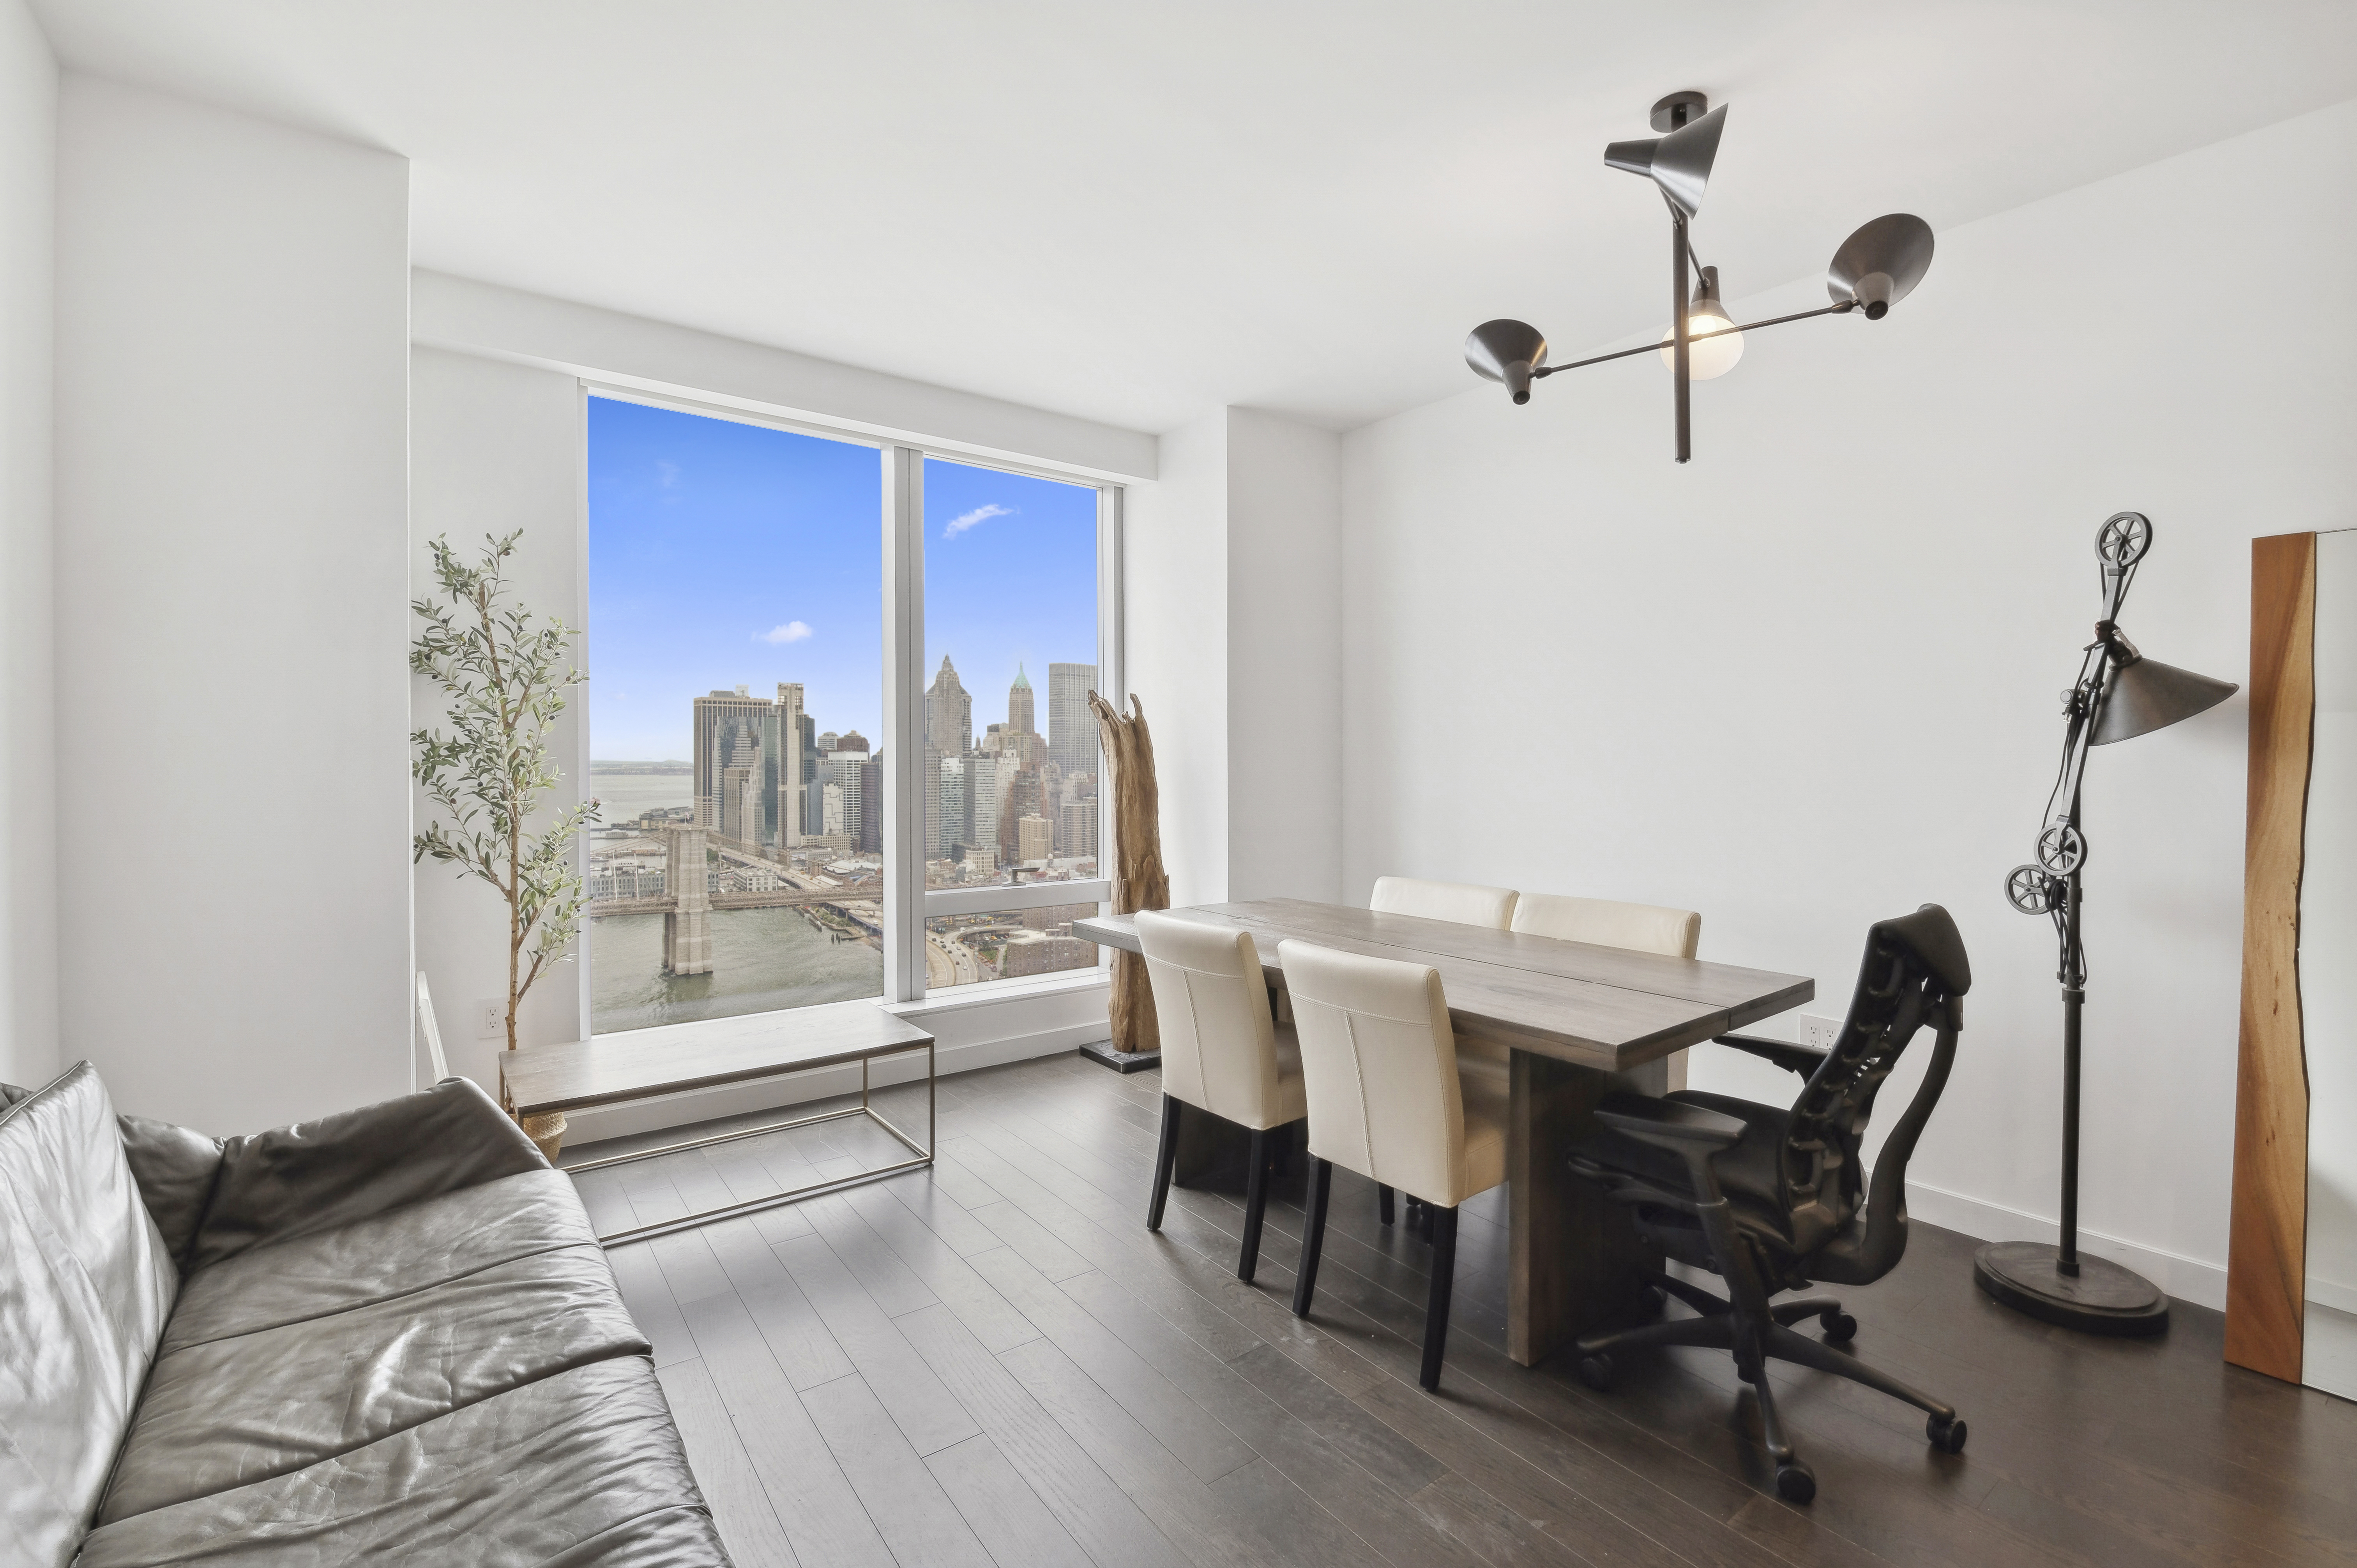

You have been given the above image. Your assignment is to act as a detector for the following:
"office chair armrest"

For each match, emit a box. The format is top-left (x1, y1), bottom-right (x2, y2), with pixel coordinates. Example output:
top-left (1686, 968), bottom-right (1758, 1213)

top-left (1713, 1033), bottom-right (1828, 1077)
top-left (1594, 1094), bottom-right (1746, 1151)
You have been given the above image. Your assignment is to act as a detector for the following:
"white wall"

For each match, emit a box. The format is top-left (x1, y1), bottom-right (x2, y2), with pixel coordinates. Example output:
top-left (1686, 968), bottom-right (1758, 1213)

top-left (1227, 408), bottom-right (1343, 905)
top-left (413, 270), bottom-right (1155, 484)
top-left (54, 76), bottom-right (413, 1136)
top-left (0, 0), bottom-right (54, 1092)
top-left (1341, 98), bottom-right (2357, 1308)
top-left (1125, 410), bottom-right (1230, 906)
top-left (408, 346), bottom-right (587, 1092)
top-left (1125, 406), bottom-right (1345, 909)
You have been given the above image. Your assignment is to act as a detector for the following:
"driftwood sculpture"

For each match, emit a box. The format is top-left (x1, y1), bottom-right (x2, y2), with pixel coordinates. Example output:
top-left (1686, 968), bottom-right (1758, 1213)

top-left (1088, 691), bottom-right (1170, 1057)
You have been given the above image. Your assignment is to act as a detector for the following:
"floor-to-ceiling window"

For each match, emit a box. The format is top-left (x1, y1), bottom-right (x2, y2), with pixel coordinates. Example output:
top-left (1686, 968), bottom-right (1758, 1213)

top-left (919, 456), bottom-right (1106, 991)
top-left (585, 397), bottom-right (885, 1032)
top-left (584, 397), bottom-right (1115, 1035)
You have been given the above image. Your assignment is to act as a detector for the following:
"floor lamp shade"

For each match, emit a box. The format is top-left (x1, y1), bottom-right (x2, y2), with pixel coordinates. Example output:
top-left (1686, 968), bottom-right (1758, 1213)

top-left (2092, 656), bottom-right (2240, 745)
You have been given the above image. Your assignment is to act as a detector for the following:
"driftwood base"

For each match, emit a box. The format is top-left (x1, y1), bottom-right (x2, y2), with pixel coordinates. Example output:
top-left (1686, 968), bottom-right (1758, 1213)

top-left (1078, 1040), bottom-right (1162, 1074)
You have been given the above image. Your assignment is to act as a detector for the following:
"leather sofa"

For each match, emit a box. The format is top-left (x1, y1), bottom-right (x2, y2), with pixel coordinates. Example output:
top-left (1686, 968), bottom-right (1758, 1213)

top-left (1, 1060), bottom-right (731, 1567)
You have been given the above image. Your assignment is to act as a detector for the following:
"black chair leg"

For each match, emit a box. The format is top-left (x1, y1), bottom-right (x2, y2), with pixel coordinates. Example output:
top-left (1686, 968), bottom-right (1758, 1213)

top-left (1293, 1158), bottom-right (1333, 1316)
top-left (1146, 1094), bottom-right (1182, 1231)
top-left (1238, 1129), bottom-right (1272, 1281)
top-left (1420, 1205), bottom-right (1459, 1390)
top-left (1419, 1198), bottom-right (1435, 1242)
top-left (1377, 1184), bottom-right (1394, 1226)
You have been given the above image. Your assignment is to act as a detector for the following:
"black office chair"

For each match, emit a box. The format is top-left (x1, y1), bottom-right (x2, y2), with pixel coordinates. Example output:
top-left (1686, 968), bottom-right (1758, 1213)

top-left (1567, 904), bottom-right (1970, 1505)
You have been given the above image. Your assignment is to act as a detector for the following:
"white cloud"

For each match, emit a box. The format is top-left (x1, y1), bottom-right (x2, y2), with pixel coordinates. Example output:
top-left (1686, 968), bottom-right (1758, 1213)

top-left (943, 503), bottom-right (1012, 538)
top-left (758, 621), bottom-right (814, 644)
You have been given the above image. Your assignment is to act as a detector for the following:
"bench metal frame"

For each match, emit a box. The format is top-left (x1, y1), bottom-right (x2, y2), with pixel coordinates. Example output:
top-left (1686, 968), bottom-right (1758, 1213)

top-left (560, 1038), bottom-right (936, 1248)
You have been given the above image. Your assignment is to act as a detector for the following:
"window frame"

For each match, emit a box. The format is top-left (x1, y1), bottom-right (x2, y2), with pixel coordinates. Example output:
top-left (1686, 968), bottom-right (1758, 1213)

top-left (577, 383), bottom-right (1120, 1035)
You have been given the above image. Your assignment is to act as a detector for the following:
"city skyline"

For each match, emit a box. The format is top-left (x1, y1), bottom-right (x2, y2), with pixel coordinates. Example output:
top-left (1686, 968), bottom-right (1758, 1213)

top-left (587, 396), bottom-right (1098, 762)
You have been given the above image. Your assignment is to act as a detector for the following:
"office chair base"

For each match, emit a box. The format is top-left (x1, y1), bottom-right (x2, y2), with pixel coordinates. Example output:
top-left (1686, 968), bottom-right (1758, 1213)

top-left (1974, 1241), bottom-right (2169, 1336)
top-left (1574, 1273), bottom-right (1963, 1498)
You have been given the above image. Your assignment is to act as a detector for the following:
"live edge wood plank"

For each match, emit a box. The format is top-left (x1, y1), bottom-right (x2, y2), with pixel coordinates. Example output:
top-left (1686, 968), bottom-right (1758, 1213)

top-left (2227, 530), bottom-right (2316, 1384)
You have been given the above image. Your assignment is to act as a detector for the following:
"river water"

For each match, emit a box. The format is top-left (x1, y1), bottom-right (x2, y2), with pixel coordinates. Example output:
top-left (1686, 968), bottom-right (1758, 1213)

top-left (585, 768), bottom-right (882, 1033)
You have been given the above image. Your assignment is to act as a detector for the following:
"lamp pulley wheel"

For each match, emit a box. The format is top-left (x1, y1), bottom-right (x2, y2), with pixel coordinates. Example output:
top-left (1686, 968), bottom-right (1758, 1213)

top-left (2096, 513), bottom-right (2152, 568)
top-left (2006, 865), bottom-right (2063, 916)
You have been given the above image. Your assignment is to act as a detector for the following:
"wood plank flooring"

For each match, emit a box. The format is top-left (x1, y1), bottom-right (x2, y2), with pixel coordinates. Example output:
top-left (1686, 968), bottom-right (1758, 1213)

top-left (567, 1051), bottom-right (2357, 1568)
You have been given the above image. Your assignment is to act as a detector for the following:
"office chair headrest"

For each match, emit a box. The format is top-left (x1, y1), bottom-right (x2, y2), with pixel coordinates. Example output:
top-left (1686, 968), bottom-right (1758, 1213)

top-left (1869, 904), bottom-right (1970, 998)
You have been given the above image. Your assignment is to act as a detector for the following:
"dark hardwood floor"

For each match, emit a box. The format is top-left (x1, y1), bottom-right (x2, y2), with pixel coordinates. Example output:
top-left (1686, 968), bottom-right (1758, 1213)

top-left (565, 1051), bottom-right (2357, 1568)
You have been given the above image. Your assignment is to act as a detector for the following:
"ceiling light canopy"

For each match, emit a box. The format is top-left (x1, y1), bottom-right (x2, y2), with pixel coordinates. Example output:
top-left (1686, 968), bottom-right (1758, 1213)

top-left (1465, 91), bottom-right (1937, 461)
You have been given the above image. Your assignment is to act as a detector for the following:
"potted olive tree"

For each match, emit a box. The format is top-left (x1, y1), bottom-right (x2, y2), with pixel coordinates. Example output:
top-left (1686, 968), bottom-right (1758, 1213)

top-left (412, 531), bottom-right (598, 1158)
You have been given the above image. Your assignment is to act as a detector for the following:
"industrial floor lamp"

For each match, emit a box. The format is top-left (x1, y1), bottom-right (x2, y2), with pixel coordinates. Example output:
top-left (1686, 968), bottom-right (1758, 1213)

top-left (1977, 513), bottom-right (2237, 1334)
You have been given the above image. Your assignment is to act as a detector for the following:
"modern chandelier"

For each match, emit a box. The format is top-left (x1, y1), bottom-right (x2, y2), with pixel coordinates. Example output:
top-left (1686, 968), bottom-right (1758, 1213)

top-left (1464, 92), bottom-right (1936, 462)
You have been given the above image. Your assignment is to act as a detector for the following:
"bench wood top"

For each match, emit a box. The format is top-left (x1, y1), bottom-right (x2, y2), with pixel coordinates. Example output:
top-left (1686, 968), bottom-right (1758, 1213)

top-left (1074, 898), bottom-right (1812, 1073)
top-left (502, 998), bottom-right (935, 1117)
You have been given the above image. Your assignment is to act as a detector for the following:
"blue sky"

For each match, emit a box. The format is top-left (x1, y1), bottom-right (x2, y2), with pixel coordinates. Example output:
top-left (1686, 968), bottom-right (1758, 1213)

top-left (587, 397), bottom-right (1098, 760)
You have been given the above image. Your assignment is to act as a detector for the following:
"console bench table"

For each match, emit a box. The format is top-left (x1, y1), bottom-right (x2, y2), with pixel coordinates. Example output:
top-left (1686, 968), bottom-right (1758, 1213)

top-left (501, 998), bottom-right (936, 1247)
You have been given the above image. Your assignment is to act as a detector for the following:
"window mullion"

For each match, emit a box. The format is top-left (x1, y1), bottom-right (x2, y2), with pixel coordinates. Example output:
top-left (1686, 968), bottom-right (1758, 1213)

top-left (882, 447), bottom-right (928, 1002)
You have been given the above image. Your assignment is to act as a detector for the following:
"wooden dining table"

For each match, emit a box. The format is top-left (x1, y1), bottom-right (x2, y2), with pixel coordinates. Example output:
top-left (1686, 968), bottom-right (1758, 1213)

top-left (1073, 897), bottom-right (1815, 1367)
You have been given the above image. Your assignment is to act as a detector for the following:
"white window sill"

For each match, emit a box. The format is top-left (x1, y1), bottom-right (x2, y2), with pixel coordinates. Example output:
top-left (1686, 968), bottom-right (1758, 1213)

top-left (883, 966), bottom-right (1111, 1019)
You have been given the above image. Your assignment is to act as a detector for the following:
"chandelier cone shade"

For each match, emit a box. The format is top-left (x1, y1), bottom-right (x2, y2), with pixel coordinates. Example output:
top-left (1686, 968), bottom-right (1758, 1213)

top-left (2090, 655), bottom-right (2239, 745)
top-left (1464, 319), bottom-right (1549, 404)
top-left (1603, 103), bottom-right (1726, 219)
top-left (1826, 214), bottom-right (1935, 318)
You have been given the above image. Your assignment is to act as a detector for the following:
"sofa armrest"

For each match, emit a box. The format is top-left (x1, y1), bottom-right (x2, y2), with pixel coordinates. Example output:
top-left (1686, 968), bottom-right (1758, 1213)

top-left (186, 1076), bottom-right (547, 1271)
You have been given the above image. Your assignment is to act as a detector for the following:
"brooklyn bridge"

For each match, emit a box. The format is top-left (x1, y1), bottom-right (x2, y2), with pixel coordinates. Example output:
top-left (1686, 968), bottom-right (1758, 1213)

top-left (587, 823), bottom-right (881, 975)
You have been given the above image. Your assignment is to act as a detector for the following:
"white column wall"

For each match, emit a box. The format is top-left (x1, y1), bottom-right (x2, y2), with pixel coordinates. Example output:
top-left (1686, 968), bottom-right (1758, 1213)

top-left (408, 347), bottom-right (586, 1094)
top-left (1339, 98), bottom-right (2357, 1308)
top-left (0, 0), bottom-right (54, 1091)
top-left (1226, 409), bottom-right (1344, 905)
top-left (54, 77), bottom-right (412, 1135)
top-left (1124, 409), bottom-right (1231, 908)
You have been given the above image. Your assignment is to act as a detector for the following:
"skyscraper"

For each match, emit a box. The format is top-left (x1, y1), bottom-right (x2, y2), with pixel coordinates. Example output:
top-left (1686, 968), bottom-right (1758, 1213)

top-left (1049, 663), bottom-right (1098, 781)
top-left (1018, 814), bottom-right (1053, 865)
top-left (691, 687), bottom-right (773, 826)
top-left (927, 657), bottom-right (972, 759)
top-left (774, 682), bottom-right (805, 848)
top-left (1007, 665), bottom-right (1034, 740)
top-left (859, 751), bottom-right (882, 855)
top-left (938, 755), bottom-right (965, 857)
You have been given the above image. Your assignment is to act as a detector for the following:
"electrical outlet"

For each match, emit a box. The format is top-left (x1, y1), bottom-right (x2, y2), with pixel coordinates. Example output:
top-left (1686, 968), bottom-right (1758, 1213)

top-left (475, 998), bottom-right (505, 1040)
top-left (1796, 1014), bottom-right (1844, 1052)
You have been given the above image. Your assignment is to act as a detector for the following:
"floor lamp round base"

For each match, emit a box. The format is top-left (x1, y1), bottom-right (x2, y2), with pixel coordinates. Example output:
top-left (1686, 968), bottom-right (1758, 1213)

top-left (1973, 1241), bottom-right (2169, 1336)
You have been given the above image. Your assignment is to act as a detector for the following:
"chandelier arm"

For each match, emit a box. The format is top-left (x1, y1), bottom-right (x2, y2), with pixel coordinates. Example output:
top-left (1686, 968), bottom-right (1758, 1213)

top-left (1529, 300), bottom-right (1860, 381)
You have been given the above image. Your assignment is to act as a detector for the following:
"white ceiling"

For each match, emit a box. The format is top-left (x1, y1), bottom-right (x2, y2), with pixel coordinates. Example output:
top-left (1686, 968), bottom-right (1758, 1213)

top-left (31, 1), bottom-right (2357, 434)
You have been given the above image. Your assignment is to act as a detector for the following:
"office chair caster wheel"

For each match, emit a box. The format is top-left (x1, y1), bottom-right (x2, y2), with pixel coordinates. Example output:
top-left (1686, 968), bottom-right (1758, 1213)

top-left (1774, 1461), bottom-right (1816, 1504)
top-left (1820, 1310), bottom-right (1857, 1343)
top-left (1639, 1285), bottom-right (1667, 1317)
top-left (1577, 1353), bottom-right (1616, 1392)
top-left (1928, 1414), bottom-right (1968, 1454)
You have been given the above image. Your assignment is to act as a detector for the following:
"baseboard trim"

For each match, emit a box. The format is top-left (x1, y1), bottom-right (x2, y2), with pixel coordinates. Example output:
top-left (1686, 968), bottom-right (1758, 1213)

top-left (1906, 1179), bottom-right (2227, 1312)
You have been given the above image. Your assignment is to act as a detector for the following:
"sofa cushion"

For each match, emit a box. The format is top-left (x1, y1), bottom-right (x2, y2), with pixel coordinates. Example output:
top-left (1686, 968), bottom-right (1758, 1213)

top-left (186, 1077), bottom-right (547, 1273)
top-left (99, 1240), bottom-right (650, 1524)
top-left (72, 1356), bottom-right (727, 1567)
top-left (159, 1168), bottom-right (597, 1354)
top-left (115, 1112), bottom-right (225, 1270)
top-left (0, 1063), bottom-right (179, 1568)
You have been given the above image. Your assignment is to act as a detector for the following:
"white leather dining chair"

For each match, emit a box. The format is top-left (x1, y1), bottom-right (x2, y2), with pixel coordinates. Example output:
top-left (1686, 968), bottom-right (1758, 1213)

top-left (1136, 910), bottom-right (1307, 1283)
top-left (1509, 892), bottom-right (1701, 959)
top-left (1366, 875), bottom-right (1518, 1228)
top-left (1512, 893), bottom-right (1703, 1088)
top-left (1369, 876), bottom-right (1518, 930)
top-left (1279, 939), bottom-right (1507, 1391)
